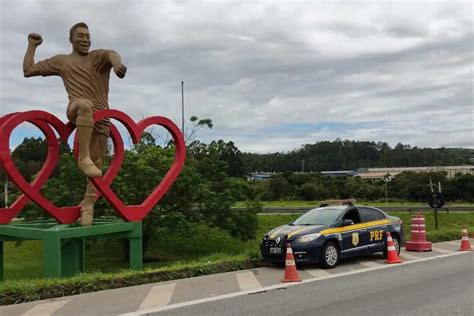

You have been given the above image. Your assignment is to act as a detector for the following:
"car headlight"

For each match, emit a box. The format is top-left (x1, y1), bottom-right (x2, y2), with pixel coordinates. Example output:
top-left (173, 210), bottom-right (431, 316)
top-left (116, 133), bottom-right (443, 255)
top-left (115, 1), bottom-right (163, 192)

top-left (296, 233), bottom-right (321, 243)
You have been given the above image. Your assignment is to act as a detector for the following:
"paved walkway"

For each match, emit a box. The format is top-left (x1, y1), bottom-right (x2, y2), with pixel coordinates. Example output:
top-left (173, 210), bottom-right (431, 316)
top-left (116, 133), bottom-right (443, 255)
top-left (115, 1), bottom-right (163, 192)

top-left (0, 240), bottom-right (470, 316)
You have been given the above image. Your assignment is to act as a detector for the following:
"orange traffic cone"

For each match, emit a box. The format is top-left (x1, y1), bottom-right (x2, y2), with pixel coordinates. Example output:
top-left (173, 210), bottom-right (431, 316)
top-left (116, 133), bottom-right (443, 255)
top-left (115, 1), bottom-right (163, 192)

top-left (385, 232), bottom-right (402, 264)
top-left (281, 242), bottom-right (302, 282)
top-left (459, 228), bottom-right (473, 251)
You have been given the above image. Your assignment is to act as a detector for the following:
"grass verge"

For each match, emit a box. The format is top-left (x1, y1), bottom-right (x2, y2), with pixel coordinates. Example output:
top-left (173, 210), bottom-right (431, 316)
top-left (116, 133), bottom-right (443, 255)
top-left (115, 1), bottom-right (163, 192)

top-left (0, 252), bottom-right (262, 305)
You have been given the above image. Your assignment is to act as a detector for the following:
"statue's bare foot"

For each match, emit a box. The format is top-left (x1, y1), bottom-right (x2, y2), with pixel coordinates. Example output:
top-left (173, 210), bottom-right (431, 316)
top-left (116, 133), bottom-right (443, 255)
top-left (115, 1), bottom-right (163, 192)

top-left (78, 157), bottom-right (102, 177)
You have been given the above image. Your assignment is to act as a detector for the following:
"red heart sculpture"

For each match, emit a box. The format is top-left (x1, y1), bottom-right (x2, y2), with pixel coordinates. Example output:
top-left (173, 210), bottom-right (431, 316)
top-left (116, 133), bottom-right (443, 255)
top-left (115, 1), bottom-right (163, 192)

top-left (0, 110), bottom-right (124, 224)
top-left (0, 113), bottom-right (20, 125)
top-left (0, 113), bottom-right (59, 224)
top-left (88, 110), bottom-right (186, 222)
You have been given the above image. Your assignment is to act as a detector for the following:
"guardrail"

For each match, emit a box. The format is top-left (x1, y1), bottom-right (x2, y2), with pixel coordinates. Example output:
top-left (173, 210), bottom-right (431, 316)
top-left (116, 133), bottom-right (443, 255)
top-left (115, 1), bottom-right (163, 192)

top-left (231, 206), bottom-right (474, 214)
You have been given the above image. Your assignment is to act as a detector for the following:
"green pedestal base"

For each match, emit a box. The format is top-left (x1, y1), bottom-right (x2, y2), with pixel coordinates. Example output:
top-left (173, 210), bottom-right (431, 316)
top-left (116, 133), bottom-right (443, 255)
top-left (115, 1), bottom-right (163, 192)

top-left (0, 218), bottom-right (142, 280)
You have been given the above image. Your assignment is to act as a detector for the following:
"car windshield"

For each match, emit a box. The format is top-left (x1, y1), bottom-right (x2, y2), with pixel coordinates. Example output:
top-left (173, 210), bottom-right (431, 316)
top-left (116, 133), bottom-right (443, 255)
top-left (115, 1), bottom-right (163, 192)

top-left (291, 208), bottom-right (344, 225)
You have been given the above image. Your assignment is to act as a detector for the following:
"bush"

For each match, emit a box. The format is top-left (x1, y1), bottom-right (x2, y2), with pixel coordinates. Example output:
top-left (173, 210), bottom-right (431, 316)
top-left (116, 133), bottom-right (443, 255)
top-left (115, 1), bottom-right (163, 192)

top-left (297, 183), bottom-right (319, 201)
top-left (224, 177), bottom-right (255, 201)
top-left (268, 175), bottom-right (290, 200)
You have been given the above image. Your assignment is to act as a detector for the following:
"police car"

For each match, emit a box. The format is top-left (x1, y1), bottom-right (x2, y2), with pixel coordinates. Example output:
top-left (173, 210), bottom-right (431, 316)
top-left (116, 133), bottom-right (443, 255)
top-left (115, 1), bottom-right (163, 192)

top-left (260, 200), bottom-right (404, 268)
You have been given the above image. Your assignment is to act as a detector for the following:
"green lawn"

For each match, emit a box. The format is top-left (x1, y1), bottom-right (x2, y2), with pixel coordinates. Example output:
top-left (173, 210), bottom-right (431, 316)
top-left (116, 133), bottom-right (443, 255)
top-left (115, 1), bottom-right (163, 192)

top-left (2, 212), bottom-right (473, 280)
top-left (2, 224), bottom-right (263, 280)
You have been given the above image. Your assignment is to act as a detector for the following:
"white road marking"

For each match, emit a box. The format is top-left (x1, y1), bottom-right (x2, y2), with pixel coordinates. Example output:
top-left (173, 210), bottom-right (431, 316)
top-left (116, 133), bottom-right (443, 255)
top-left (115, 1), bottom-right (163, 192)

top-left (138, 283), bottom-right (176, 310)
top-left (120, 252), bottom-right (471, 316)
top-left (431, 247), bottom-right (453, 254)
top-left (400, 252), bottom-right (423, 260)
top-left (358, 260), bottom-right (383, 268)
top-left (236, 271), bottom-right (261, 291)
top-left (304, 268), bottom-right (331, 278)
top-left (21, 299), bottom-right (69, 316)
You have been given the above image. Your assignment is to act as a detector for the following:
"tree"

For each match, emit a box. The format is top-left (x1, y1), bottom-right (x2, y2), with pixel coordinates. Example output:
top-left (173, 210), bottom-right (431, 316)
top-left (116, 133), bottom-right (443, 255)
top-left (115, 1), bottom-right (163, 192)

top-left (241, 139), bottom-right (474, 173)
top-left (109, 122), bottom-right (259, 256)
top-left (268, 175), bottom-right (290, 200)
top-left (186, 116), bottom-right (213, 146)
top-left (449, 174), bottom-right (474, 202)
top-left (298, 183), bottom-right (319, 201)
top-left (11, 137), bottom-right (48, 181)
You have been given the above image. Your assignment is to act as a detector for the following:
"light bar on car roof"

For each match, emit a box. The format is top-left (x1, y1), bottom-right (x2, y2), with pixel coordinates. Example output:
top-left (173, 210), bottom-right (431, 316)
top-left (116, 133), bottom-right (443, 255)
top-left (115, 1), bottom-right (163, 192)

top-left (319, 199), bottom-right (356, 207)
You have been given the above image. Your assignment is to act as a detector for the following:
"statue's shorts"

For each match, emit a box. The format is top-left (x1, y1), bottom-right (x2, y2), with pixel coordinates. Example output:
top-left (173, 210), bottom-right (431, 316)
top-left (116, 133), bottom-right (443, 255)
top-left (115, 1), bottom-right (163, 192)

top-left (66, 100), bottom-right (111, 137)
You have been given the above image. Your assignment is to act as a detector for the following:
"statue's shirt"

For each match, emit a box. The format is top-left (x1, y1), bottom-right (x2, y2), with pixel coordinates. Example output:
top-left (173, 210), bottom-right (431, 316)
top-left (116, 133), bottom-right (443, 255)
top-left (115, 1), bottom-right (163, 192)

top-left (36, 50), bottom-right (113, 135)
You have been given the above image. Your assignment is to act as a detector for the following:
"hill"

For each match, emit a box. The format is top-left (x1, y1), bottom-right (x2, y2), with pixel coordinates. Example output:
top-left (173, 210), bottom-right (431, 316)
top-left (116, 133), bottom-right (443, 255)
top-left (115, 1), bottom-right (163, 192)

top-left (242, 140), bottom-right (474, 172)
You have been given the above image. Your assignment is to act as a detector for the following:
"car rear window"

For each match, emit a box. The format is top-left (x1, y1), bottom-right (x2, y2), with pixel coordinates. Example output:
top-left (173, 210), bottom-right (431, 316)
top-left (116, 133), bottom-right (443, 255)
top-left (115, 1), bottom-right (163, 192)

top-left (359, 207), bottom-right (386, 222)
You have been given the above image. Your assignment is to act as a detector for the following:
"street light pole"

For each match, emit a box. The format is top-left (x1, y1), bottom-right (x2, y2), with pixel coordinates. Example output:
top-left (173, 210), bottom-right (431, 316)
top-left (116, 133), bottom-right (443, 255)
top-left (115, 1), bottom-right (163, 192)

top-left (181, 81), bottom-right (185, 135)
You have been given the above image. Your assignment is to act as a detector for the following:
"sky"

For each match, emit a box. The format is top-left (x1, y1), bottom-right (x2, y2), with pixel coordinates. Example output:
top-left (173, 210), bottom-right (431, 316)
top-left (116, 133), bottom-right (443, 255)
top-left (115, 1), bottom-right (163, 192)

top-left (0, 0), bottom-right (472, 153)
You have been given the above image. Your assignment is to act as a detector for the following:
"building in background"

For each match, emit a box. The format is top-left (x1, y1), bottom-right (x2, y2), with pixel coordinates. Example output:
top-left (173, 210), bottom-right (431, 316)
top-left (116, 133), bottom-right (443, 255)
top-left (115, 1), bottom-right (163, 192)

top-left (358, 165), bottom-right (474, 180)
top-left (248, 165), bottom-right (473, 181)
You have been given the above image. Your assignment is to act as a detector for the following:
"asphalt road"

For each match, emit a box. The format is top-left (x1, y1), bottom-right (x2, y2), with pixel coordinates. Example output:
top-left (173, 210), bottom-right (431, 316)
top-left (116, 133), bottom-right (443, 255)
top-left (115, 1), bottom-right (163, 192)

top-left (152, 253), bottom-right (474, 316)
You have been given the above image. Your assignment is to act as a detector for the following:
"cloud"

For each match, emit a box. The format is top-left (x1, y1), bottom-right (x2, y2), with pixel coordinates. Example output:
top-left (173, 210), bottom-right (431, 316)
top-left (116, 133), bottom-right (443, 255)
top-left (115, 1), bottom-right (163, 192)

top-left (1, 0), bottom-right (472, 153)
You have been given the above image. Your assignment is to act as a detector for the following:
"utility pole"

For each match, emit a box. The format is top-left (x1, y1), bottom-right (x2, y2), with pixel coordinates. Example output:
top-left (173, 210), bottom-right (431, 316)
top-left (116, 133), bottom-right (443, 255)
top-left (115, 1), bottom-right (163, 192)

top-left (181, 81), bottom-right (185, 135)
top-left (430, 177), bottom-right (438, 230)
top-left (436, 181), bottom-right (441, 230)
top-left (383, 175), bottom-right (392, 205)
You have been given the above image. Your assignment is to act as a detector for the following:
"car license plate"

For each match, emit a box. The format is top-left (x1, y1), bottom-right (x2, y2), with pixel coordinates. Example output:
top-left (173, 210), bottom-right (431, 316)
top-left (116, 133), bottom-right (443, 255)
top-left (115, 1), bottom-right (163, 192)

top-left (270, 247), bottom-right (281, 254)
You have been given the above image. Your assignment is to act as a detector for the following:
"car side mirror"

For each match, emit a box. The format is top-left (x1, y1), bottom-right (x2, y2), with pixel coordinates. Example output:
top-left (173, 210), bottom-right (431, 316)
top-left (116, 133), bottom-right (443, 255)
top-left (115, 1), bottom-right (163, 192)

top-left (342, 219), bottom-right (354, 226)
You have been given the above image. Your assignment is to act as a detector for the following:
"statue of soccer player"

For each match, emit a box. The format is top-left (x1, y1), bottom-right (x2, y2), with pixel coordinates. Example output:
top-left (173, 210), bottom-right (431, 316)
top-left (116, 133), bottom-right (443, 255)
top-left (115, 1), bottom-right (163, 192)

top-left (23, 22), bottom-right (127, 226)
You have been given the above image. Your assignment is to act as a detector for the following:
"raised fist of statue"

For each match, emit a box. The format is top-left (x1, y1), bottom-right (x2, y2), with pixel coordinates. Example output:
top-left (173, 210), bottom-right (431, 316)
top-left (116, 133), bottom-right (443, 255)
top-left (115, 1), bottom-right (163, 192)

top-left (28, 33), bottom-right (43, 47)
top-left (113, 63), bottom-right (127, 78)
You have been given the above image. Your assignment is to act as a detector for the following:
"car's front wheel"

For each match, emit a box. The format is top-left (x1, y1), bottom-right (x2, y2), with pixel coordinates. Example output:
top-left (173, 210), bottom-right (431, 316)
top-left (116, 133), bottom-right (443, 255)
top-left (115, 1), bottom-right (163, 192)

top-left (319, 241), bottom-right (340, 269)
